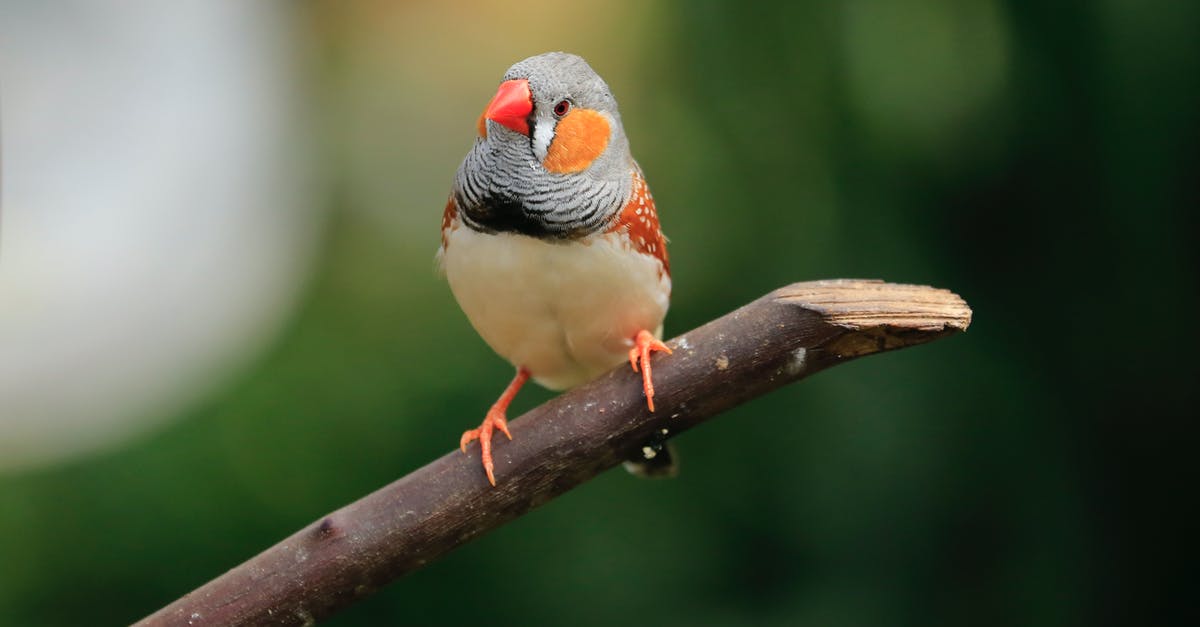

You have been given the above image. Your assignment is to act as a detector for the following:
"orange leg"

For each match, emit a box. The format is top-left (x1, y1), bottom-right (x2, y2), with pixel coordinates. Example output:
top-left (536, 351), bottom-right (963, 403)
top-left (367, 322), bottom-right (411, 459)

top-left (628, 329), bottom-right (673, 412)
top-left (460, 367), bottom-right (530, 486)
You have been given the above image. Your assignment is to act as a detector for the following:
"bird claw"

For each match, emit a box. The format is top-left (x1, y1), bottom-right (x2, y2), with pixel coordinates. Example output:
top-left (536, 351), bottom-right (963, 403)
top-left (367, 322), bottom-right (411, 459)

top-left (628, 329), bottom-right (672, 412)
top-left (460, 408), bottom-right (512, 486)
top-left (460, 368), bottom-right (529, 487)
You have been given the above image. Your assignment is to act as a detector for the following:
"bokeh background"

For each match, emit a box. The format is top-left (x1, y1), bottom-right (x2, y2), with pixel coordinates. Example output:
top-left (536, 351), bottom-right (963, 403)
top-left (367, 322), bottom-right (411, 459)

top-left (1, 1), bottom-right (1196, 625)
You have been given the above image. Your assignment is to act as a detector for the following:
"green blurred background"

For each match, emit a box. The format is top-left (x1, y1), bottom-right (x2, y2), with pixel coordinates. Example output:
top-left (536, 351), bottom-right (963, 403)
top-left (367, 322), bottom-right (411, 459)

top-left (1, 1), bottom-right (1196, 625)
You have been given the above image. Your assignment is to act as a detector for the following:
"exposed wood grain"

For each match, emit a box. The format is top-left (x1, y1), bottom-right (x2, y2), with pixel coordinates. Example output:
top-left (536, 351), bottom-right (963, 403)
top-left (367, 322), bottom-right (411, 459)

top-left (138, 279), bottom-right (972, 627)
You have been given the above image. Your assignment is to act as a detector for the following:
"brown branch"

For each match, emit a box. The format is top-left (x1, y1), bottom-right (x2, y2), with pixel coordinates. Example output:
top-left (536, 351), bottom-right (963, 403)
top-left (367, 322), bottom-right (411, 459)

top-left (138, 279), bottom-right (972, 626)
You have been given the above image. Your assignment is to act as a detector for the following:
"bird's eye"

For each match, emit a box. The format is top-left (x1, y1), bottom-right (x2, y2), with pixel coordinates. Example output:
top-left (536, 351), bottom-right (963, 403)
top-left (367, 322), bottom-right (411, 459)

top-left (553, 100), bottom-right (571, 117)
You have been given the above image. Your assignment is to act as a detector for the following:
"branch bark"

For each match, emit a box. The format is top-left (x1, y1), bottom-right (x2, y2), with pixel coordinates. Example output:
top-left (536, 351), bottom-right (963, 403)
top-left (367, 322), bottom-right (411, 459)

top-left (139, 279), bottom-right (972, 626)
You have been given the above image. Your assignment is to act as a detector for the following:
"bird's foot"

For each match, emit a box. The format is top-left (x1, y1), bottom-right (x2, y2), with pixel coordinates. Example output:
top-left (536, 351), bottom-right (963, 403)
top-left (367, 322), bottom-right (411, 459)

top-left (628, 329), bottom-right (673, 412)
top-left (460, 367), bottom-right (530, 486)
top-left (459, 408), bottom-right (511, 487)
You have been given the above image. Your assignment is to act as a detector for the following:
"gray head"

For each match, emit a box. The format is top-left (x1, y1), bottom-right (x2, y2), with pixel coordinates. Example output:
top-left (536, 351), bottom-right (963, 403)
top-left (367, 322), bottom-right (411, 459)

top-left (454, 52), bottom-right (635, 239)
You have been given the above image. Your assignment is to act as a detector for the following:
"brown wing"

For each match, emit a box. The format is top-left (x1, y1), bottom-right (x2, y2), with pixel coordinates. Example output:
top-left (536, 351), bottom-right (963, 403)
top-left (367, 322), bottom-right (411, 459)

top-left (440, 194), bottom-right (458, 251)
top-left (607, 171), bottom-right (669, 275)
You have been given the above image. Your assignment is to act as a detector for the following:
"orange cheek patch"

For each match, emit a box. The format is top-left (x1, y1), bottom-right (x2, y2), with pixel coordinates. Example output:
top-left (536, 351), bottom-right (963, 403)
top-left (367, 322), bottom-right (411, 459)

top-left (476, 108), bottom-right (488, 138)
top-left (542, 109), bottom-right (610, 174)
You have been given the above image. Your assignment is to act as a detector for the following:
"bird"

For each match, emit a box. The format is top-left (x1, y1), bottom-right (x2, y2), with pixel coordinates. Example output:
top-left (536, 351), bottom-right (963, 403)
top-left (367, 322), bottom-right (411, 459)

top-left (438, 52), bottom-right (672, 486)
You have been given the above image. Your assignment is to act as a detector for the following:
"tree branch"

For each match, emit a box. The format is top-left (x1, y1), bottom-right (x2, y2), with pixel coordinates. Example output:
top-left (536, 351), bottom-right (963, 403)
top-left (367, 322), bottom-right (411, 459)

top-left (138, 279), bottom-right (972, 626)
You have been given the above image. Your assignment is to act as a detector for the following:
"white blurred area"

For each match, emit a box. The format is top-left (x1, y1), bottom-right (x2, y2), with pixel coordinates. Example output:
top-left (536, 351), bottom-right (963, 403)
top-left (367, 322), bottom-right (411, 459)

top-left (0, 2), bottom-right (321, 472)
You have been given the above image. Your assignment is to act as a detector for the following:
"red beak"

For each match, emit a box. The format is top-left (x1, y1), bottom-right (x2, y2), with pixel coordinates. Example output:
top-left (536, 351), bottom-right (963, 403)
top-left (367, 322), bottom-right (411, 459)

top-left (484, 79), bottom-right (533, 136)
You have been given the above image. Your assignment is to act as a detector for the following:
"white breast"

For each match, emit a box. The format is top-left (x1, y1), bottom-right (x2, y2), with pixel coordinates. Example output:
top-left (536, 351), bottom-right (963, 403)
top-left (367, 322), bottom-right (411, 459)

top-left (440, 225), bottom-right (670, 391)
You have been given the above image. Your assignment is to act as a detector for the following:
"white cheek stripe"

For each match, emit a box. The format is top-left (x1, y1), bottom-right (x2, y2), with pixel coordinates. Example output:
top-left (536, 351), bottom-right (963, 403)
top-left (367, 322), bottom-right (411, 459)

top-left (532, 116), bottom-right (555, 163)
